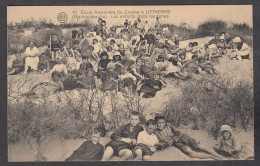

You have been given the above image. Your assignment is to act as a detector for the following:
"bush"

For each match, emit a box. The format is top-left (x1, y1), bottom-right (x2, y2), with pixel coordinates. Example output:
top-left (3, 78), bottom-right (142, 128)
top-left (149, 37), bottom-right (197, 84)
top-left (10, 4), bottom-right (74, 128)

top-left (197, 19), bottom-right (228, 37)
top-left (7, 87), bottom-right (146, 143)
top-left (161, 74), bottom-right (253, 139)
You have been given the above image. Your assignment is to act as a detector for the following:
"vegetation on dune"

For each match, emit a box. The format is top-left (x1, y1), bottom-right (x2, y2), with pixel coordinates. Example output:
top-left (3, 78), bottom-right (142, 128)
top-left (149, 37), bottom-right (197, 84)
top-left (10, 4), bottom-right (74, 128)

top-left (162, 74), bottom-right (253, 139)
top-left (7, 18), bottom-right (254, 160)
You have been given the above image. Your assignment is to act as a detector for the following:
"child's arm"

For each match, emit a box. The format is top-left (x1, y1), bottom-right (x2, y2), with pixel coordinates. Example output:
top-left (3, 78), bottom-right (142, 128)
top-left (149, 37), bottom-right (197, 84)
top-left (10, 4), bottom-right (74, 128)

top-left (110, 125), bottom-right (132, 143)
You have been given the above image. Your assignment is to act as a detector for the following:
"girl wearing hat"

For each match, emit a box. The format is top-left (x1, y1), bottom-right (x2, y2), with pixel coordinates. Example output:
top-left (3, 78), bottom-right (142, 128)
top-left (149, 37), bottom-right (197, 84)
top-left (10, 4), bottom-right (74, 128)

top-left (230, 37), bottom-right (250, 60)
top-left (214, 125), bottom-right (253, 159)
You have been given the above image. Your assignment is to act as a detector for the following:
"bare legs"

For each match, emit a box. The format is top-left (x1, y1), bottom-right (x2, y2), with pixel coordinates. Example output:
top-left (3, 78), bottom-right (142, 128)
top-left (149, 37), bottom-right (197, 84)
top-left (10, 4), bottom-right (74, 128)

top-left (101, 146), bottom-right (132, 161)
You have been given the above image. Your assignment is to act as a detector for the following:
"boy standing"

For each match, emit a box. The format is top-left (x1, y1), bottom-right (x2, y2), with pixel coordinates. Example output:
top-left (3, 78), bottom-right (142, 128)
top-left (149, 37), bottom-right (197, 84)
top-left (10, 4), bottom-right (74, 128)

top-left (101, 111), bottom-right (144, 161)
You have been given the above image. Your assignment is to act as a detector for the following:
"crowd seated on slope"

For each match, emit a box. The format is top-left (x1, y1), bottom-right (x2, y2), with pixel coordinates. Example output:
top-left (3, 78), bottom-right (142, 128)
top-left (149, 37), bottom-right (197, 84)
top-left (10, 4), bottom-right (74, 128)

top-left (7, 17), bottom-right (251, 98)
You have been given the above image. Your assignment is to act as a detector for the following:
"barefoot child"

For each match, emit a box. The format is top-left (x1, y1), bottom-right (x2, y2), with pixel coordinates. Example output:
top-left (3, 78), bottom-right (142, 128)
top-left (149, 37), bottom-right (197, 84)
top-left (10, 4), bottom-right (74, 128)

top-left (65, 128), bottom-right (104, 161)
top-left (154, 115), bottom-right (223, 160)
top-left (101, 111), bottom-right (144, 161)
top-left (134, 119), bottom-right (161, 161)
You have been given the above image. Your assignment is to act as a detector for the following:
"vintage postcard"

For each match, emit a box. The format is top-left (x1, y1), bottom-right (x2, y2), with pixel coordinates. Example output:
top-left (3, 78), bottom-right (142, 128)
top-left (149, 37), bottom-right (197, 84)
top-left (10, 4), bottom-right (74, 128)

top-left (7, 5), bottom-right (254, 162)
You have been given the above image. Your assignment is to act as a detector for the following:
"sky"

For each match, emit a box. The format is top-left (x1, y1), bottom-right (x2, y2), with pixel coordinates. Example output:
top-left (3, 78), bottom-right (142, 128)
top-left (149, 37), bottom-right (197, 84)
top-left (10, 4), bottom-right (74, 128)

top-left (7, 5), bottom-right (253, 28)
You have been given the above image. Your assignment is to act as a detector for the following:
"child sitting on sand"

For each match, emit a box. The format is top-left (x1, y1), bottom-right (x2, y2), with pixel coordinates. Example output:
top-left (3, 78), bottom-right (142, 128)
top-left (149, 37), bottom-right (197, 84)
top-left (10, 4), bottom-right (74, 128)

top-left (102, 111), bottom-right (144, 161)
top-left (133, 119), bottom-right (162, 161)
top-left (65, 128), bottom-right (104, 161)
top-left (214, 125), bottom-right (254, 160)
top-left (198, 58), bottom-right (219, 75)
top-left (137, 71), bottom-right (166, 98)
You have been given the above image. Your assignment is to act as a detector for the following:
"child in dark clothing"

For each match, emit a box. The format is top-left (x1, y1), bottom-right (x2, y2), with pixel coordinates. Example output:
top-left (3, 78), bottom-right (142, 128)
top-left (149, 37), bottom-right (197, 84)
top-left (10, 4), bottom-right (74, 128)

top-left (77, 69), bottom-right (97, 89)
top-left (144, 29), bottom-right (156, 55)
top-left (50, 35), bottom-right (62, 60)
top-left (140, 57), bottom-right (157, 78)
top-left (66, 128), bottom-right (104, 161)
top-left (102, 111), bottom-right (144, 161)
top-left (38, 54), bottom-right (50, 74)
top-left (198, 58), bottom-right (219, 75)
top-left (78, 55), bottom-right (93, 76)
top-left (137, 71), bottom-right (166, 98)
top-left (8, 53), bottom-right (24, 75)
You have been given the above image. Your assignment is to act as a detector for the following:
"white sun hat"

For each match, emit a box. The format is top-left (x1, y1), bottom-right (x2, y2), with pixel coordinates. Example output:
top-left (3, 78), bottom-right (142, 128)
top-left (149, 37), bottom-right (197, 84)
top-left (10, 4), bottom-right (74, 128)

top-left (233, 37), bottom-right (242, 43)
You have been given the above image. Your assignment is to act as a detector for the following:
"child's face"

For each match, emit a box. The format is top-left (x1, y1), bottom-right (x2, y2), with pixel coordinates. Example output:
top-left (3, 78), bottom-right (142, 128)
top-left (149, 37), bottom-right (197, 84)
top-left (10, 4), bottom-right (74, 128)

top-left (119, 44), bottom-right (124, 50)
top-left (146, 124), bottom-right (157, 135)
top-left (130, 115), bottom-right (140, 127)
top-left (115, 55), bottom-right (120, 60)
top-left (222, 131), bottom-right (231, 140)
top-left (154, 74), bottom-right (160, 80)
top-left (52, 36), bottom-right (58, 42)
top-left (137, 60), bottom-right (143, 66)
top-left (87, 71), bottom-right (94, 77)
top-left (110, 41), bottom-right (115, 46)
top-left (144, 61), bottom-right (151, 66)
top-left (76, 56), bottom-right (81, 62)
top-left (180, 55), bottom-right (185, 60)
top-left (108, 68), bottom-right (114, 72)
top-left (91, 133), bottom-right (101, 144)
top-left (157, 119), bottom-right (166, 130)
top-left (158, 43), bottom-right (164, 48)
top-left (101, 55), bottom-right (107, 59)
top-left (53, 75), bottom-right (60, 82)
top-left (218, 47), bottom-right (223, 51)
top-left (158, 57), bottom-right (164, 62)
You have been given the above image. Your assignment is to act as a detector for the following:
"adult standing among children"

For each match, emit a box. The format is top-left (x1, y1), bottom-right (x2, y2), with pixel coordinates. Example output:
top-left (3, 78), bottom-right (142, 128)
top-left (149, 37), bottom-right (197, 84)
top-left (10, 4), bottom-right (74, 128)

top-left (230, 37), bottom-right (250, 60)
top-left (23, 41), bottom-right (39, 74)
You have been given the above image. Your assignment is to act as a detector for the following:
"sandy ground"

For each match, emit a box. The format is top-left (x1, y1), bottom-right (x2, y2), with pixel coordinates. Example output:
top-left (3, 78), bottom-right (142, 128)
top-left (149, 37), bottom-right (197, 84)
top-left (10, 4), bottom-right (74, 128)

top-left (7, 36), bottom-right (254, 161)
top-left (8, 124), bottom-right (254, 161)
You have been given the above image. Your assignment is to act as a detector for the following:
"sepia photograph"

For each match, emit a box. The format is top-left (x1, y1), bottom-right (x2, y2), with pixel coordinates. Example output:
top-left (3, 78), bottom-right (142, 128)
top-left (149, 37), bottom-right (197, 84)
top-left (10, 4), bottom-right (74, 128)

top-left (7, 5), bottom-right (254, 162)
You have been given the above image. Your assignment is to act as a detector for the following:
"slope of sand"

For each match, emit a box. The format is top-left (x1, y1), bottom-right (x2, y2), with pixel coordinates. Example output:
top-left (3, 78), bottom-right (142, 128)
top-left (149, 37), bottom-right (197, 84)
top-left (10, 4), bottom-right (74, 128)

top-left (8, 36), bottom-right (254, 161)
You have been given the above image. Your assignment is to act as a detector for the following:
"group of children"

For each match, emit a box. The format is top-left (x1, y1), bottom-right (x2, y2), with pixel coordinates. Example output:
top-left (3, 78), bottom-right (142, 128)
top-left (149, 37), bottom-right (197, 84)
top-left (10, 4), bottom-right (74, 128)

top-left (66, 111), bottom-right (253, 161)
top-left (7, 17), bottom-right (251, 98)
